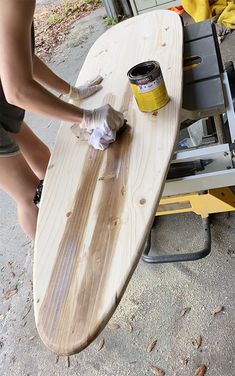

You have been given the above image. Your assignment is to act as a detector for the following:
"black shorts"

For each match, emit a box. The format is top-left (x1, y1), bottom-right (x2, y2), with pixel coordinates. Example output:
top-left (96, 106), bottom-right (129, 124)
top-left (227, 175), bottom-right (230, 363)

top-left (0, 84), bottom-right (25, 156)
top-left (0, 23), bottom-right (34, 156)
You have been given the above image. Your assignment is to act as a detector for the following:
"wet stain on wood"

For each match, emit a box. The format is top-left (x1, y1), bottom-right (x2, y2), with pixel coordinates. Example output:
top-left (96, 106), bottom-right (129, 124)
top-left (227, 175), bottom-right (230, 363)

top-left (38, 126), bottom-right (132, 354)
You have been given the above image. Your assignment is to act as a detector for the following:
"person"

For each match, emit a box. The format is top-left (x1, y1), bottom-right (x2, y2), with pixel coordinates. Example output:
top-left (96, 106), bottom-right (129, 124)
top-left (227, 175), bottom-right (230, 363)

top-left (0, 0), bottom-right (124, 240)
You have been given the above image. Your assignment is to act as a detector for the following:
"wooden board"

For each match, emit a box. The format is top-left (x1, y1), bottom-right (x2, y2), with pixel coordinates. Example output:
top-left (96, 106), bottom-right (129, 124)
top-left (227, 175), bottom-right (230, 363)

top-left (34, 10), bottom-right (183, 355)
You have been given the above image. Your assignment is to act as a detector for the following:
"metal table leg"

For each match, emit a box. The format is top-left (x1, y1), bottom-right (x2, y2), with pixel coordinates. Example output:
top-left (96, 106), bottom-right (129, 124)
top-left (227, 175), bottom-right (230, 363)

top-left (142, 216), bottom-right (211, 264)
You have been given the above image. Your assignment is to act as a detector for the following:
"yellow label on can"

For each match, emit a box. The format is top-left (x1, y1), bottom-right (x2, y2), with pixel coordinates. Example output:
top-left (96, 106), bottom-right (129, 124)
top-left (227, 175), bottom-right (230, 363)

top-left (131, 80), bottom-right (169, 112)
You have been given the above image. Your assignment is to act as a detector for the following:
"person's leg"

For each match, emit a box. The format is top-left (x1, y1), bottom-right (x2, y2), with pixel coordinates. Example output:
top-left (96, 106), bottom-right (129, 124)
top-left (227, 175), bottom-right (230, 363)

top-left (0, 153), bottom-right (39, 239)
top-left (11, 122), bottom-right (51, 179)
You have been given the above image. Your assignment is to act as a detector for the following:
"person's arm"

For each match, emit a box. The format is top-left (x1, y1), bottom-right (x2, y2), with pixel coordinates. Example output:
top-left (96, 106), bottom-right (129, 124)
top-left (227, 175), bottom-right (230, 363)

top-left (0, 0), bottom-right (124, 131)
top-left (33, 55), bottom-right (70, 95)
top-left (33, 55), bottom-right (103, 100)
top-left (0, 0), bottom-right (83, 123)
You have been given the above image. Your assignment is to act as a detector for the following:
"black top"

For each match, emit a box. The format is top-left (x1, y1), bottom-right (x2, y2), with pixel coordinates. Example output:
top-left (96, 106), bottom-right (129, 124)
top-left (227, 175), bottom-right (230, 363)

top-left (0, 23), bottom-right (35, 133)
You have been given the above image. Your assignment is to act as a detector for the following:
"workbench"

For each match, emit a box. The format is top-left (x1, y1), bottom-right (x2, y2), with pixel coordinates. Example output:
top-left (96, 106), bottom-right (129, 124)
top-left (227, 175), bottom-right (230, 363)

top-left (143, 19), bottom-right (235, 264)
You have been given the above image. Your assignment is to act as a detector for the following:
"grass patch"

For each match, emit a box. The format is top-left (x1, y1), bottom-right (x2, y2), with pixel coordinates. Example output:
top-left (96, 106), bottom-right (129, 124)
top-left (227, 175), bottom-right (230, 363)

top-left (47, 12), bottom-right (63, 24)
top-left (103, 16), bottom-right (117, 26)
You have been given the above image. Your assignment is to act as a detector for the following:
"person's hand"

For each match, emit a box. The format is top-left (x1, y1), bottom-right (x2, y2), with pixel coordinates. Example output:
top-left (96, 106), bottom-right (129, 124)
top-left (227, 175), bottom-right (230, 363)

top-left (82, 104), bottom-right (124, 131)
top-left (68, 75), bottom-right (103, 100)
top-left (71, 104), bottom-right (125, 136)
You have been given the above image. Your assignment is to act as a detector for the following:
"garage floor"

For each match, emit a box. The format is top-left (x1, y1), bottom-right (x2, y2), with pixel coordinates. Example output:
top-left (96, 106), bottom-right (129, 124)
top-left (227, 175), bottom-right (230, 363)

top-left (0, 7), bottom-right (234, 376)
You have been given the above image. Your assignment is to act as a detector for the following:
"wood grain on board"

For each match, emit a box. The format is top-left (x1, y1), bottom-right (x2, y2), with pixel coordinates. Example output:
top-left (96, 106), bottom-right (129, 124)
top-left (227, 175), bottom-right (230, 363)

top-left (34, 10), bottom-right (183, 355)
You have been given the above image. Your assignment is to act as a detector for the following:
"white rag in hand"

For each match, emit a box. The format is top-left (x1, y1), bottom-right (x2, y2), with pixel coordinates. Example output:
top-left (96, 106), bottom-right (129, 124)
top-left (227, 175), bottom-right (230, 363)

top-left (88, 123), bottom-right (116, 150)
top-left (71, 104), bottom-right (125, 150)
top-left (71, 122), bottom-right (117, 150)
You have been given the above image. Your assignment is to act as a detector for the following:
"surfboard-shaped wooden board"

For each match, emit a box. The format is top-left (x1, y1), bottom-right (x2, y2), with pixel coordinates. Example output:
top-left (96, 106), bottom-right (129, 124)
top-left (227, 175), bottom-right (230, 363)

top-left (34, 10), bottom-right (183, 355)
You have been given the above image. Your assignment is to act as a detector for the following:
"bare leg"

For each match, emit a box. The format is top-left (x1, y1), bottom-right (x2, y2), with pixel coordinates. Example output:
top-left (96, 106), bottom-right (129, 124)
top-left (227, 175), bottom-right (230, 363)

top-left (0, 154), bottom-right (39, 239)
top-left (11, 121), bottom-right (51, 179)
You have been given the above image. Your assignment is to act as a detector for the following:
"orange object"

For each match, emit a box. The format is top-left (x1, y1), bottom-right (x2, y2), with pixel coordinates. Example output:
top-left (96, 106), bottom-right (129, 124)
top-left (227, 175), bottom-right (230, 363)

top-left (168, 5), bottom-right (185, 15)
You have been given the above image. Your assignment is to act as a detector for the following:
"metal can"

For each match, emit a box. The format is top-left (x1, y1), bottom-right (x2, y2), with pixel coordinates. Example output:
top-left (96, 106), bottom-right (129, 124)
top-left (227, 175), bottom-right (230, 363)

top-left (127, 61), bottom-right (169, 112)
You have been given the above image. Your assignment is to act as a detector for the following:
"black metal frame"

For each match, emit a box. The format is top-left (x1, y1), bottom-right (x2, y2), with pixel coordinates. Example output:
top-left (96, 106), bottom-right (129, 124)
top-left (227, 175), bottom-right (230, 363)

top-left (142, 216), bottom-right (211, 264)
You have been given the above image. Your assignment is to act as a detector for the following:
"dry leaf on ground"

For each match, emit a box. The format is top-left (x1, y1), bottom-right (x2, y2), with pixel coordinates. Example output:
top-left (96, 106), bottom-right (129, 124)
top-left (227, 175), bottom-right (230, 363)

top-left (193, 364), bottom-right (207, 376)
top-left (180, 307), bottom-right (191, 317)
top-left (150, 365), bottom-right (165, 376)
top-left (107, 323), bottom-right (120, 330)
top-left (22, 305), bottom-right (32, 320)
top-left (227, 249), bottom-right (235, 257)
top-left (180, 357), bottom-right (190, 365)
top-left (4, 287), bottom-right (18, 300)
top-left (147, 339), bottom-right (158, 353)
top-left (126, 321), bottom-right (133, 332)
top-left (192, 335), bottom-right (202, 349)
top-left (97, 338), bottom-right (105, 351)
top-left (212, 305), bottom-right (224, 315)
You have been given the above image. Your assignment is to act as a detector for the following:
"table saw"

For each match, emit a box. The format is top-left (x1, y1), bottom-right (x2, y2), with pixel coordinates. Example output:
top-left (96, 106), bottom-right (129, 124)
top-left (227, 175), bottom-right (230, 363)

top-left (143, 19), bottom-right (235, 264)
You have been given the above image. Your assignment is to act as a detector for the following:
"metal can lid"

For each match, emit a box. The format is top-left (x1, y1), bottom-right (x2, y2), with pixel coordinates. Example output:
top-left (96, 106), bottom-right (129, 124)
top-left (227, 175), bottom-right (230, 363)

top-left (127, 61), bottom-right (160, 84)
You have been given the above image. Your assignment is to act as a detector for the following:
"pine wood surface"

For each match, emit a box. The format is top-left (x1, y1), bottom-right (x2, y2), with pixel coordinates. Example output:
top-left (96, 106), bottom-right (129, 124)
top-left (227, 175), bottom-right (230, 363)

top-left (34, 10), bottom-right (183, 355)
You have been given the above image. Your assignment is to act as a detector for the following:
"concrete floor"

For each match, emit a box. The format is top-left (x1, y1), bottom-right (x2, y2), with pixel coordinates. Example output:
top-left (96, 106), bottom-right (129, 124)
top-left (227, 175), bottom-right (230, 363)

top-left (0, 6), bottom-right (235, 376)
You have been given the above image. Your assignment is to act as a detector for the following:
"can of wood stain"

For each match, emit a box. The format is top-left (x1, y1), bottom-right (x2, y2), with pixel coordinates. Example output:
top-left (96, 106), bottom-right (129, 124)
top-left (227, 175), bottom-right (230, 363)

top-left (127, 61), bottom-right (169, 112)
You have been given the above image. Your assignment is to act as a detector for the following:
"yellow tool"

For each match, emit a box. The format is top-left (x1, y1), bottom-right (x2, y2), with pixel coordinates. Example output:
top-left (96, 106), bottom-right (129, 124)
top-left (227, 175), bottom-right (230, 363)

top-left (157, 188), bottom-right (235, 219)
